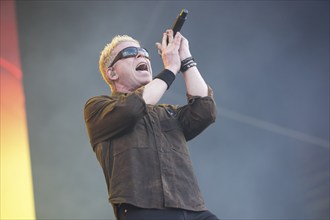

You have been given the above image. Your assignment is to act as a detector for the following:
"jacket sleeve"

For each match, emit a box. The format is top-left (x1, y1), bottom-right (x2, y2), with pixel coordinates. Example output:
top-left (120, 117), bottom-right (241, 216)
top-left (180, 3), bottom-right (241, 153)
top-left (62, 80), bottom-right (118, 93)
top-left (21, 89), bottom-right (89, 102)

top-left (84, 91), bottom-right (147, 148)
top-left (177, 86), bottom-right (217, 141)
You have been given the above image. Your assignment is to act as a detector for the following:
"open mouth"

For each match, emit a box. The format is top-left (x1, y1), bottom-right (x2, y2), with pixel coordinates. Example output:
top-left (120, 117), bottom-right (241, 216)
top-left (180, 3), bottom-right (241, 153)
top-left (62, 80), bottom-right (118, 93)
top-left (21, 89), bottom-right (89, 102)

top-left (136, 62), bottom-right (148, 71)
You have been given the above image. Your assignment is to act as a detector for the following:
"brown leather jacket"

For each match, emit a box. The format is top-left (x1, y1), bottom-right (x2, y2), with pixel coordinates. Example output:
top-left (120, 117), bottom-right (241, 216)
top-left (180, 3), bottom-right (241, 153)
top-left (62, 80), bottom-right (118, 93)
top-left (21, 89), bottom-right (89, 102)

top-left (84, 87), bottom-right (217, 211)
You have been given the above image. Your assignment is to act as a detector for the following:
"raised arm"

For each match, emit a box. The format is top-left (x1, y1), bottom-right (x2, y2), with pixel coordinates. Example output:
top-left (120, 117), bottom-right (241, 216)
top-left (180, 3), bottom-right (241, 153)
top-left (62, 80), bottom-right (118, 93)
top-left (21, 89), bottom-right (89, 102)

top-left (143, 30), bottom-right (182, 105)
top-left (178, 32), bottom-right (208, 97)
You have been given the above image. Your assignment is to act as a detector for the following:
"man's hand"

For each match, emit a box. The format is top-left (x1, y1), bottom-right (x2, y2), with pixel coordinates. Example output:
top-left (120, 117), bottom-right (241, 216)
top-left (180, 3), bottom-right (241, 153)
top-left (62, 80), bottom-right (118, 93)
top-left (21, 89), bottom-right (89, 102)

top-left (178, 34), bottom-right (192, 61)
top-left (156, 29), bottom-right (181, 74)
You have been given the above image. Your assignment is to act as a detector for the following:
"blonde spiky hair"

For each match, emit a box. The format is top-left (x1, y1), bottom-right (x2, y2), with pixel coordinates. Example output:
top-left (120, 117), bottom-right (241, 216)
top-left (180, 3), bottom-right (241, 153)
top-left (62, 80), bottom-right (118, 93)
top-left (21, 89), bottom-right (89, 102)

top-left (99, 35), bottom-right (139, 91)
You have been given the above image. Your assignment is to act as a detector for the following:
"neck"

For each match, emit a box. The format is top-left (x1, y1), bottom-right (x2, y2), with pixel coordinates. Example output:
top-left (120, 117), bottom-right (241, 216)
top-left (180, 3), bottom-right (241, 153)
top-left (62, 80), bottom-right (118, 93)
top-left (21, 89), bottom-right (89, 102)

top-left (114, 84), bottom-right (135, 94)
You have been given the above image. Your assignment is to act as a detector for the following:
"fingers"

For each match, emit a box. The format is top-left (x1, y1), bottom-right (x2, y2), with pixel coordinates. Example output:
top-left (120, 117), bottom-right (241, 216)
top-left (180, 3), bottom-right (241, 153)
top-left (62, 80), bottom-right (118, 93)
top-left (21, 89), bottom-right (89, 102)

top-left (156, 29), bottom-right (183, 56)
top-left (166, 29), bottom-right (174, 44)
top-left (160, 30), bottom-right (175, 50)
top-left (155, 42), bottom-right (162, 55)
top-left (155, 42), bottom-right (161, 50)
top-left (173, 32), bottom-right (182, 48)
top-left (155, 30), bottom-right (182, 73)
top-left (156, 30), bottom-right (179, 54)
top-left (161, 32), bottom-right (168, 48)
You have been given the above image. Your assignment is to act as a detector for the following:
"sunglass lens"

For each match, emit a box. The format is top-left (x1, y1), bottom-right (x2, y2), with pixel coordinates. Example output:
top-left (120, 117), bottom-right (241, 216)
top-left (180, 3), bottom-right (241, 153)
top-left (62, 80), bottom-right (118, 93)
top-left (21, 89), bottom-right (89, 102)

top-left (122, 47), bottom-right (138, 57)
top-left (139, 48), bottom-right (149, 58)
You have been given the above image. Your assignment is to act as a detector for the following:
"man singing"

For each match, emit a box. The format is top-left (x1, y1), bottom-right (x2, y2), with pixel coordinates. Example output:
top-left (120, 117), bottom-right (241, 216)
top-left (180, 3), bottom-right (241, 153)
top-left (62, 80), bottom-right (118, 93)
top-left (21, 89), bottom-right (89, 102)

top-left (84, 29), bottom-right (219, 220)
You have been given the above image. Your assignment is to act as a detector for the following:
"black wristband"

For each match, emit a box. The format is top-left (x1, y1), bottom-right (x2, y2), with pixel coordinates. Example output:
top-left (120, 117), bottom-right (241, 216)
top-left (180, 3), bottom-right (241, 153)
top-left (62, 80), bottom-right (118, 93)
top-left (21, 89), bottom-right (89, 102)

top-left (181, 57), bottom-right (194, 65)
top-left (154, 69), bottom-right (176, 90)
top-left (181, 61), bottom-right (197, 72)
top-left (180, 57), bottom-right (197, 72)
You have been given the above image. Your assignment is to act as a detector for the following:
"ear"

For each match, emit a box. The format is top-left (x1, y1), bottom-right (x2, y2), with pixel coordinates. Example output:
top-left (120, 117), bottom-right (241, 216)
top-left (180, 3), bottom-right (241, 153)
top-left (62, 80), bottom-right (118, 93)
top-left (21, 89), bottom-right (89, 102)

top-left (107, 67), bottom-right (118, 80)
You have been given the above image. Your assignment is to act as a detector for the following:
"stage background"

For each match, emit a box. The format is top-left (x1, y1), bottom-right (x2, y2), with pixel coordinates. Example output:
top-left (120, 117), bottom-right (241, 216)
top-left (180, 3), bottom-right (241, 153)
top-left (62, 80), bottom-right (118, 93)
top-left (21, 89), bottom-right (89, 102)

top-left (15, 1), bottom-right (329, 219)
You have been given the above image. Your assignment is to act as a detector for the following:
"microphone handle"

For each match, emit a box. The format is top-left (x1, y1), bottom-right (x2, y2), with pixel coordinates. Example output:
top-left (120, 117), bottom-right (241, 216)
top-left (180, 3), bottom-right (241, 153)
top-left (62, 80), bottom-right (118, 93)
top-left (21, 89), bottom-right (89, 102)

top-left (167, 9), bottom-right (188, 44)
top-left (172, 9), bottom-right (188, 36)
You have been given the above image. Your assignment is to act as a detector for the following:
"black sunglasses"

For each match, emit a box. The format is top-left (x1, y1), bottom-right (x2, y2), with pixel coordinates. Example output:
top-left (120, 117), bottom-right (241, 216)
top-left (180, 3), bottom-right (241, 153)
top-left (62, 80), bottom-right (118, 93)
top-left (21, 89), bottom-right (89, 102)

top-left (108, 46), bottom-right (150, 68)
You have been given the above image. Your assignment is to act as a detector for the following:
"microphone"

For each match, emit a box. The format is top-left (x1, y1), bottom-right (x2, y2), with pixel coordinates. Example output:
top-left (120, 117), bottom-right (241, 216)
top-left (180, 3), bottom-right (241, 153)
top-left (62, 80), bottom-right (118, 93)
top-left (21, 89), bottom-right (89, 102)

top-left (166, 9), bottom-right (188, 45)
top-left (159, 9), bottom-right (189, 54)
top-left (172, 9), bottom-right (188, 37)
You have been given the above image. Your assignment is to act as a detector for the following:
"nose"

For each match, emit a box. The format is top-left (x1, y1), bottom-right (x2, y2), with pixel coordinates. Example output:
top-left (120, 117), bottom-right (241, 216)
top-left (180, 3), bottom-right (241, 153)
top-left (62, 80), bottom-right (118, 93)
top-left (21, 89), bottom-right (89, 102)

top-left (136, 52), bottom-right (146, 58)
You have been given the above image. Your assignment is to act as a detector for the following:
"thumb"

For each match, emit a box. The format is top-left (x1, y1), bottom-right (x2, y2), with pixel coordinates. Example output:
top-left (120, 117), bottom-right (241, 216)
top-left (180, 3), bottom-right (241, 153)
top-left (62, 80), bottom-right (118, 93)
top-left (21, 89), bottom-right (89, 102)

top-left (155, 42), bottom-right (162, 55)
top-left (155, 42), bottom-right (162, 50)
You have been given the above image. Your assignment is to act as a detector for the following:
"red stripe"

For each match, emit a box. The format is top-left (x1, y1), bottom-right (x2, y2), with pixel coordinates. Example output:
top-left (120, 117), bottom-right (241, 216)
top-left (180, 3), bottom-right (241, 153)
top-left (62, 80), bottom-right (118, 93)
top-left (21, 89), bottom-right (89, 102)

top-left (0, 57), bottom-right (22, 79)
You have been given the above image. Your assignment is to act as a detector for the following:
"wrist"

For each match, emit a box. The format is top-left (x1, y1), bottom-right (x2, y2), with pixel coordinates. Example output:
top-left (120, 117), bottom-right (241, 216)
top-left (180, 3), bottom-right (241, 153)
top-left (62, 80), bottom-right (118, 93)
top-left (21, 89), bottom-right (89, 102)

top-left (154, 69), bottom-right (176, 90)
top-left (165, 65), bottom-right (179, 75)
top-left (180, 53), bottom-right (192, 61)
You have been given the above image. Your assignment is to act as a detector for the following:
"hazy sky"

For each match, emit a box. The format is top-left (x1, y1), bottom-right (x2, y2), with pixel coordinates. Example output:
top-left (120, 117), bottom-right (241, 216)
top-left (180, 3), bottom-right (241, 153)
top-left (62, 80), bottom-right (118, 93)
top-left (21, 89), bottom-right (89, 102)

top-left (16, 1), bottom-right (329, 219)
